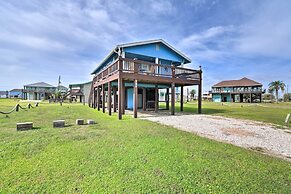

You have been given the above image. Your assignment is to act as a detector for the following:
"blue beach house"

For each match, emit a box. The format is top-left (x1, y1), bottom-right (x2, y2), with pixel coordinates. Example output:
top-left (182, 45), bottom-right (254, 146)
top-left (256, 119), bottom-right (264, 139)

top-left (89, 39), bottom-right (202, 119)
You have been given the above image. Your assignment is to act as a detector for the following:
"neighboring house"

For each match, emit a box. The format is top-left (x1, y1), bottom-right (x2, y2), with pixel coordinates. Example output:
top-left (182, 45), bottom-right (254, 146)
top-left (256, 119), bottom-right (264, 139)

top-left (212, 77), bottom-right (263, 103)
top-left (0, 91), bottom-right (8, 98)
top-left (9, 89), bottom-right (23, 98)
top-left (23, 82), bottom-right (56, 100)
top-left (89, 39), bottom-right (202, 119)
top-left (57, 85), bottom-right (68, 96)
top-left (202, 91), bottom-right (212, 101)
top-left (68, 81), bottom-right (92, 103)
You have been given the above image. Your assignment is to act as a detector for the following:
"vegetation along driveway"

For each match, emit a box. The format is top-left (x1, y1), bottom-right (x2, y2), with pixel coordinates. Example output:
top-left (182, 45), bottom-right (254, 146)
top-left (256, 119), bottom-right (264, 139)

top-left (143, 114), bottom-right (291, 161)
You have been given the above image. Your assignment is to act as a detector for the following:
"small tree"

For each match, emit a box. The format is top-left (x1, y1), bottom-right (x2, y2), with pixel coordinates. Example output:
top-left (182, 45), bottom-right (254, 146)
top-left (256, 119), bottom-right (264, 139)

top-left (268, 81), bottom-right (285, 103)
top-left (262, 93), bottom-right (275, 102)
top-left (190, 89), bottom-right (196, 100)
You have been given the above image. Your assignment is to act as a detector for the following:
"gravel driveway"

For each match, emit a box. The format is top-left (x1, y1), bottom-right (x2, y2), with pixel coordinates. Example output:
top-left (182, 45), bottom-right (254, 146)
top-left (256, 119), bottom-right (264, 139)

top-left (142, 114), bottom-right (291, 161)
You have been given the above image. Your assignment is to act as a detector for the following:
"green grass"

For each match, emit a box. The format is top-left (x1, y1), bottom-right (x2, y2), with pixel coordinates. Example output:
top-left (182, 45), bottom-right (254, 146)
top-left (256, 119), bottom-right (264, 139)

top-left (0, 99), bottom-right (290, 193)
top-left (161, 101), bottom-right (291, 127)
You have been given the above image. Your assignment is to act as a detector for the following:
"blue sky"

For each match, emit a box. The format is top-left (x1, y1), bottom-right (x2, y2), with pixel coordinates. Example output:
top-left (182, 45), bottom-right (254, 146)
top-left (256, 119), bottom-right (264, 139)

top-left (0, 0), bottom-right (290, 93)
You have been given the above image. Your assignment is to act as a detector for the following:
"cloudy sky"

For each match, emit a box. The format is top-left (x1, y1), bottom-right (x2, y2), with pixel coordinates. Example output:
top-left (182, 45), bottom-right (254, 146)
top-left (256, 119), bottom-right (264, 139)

top-left (0, 0), bottom-right (290, 93)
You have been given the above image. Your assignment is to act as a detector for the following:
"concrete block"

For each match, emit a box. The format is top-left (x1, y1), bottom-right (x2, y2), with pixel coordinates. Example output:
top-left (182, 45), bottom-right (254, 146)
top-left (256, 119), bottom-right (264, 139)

top-left (76, 119), bottom-right (84, 125)
top-left (53, 120), bottom-right (65, 128)
top-left (87, 119), bottom-right (95, 125)
top-left (17, 122), bottom-right (33, 131)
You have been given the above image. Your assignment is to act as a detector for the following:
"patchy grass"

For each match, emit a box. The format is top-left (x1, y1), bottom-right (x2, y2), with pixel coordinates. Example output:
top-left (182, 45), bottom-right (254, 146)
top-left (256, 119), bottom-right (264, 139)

top-left (0, 99), bottom-right (290, 193)
top-left (161, 101), bottom-right (291, 127)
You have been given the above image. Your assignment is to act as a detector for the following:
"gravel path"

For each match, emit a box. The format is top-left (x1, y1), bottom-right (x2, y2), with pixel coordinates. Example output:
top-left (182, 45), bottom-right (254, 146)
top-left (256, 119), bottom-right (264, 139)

top-left (142, 114), bottom-right (291, 161)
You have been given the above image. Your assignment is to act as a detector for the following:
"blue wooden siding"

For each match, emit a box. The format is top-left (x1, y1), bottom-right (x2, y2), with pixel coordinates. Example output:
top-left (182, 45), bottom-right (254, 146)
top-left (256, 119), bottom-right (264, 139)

top-left (222, 94), bottom-right (231, 102)
top-left (123, 43), bottom-right (184, 63)
top-left (127, 88), bottom-right (133, 109)
top-left (212, 94), bottom-right (221, 102)
top-left (126, 88), bottom-right (143, 109)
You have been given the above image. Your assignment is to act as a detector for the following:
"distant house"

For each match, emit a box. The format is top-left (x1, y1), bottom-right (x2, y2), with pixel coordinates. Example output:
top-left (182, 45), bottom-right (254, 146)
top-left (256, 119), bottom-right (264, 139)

top-left (203, 91), bottom-right (212, 101)
top-left (68, 81), bottom-right (92, 103)
top-left (0, 91), bottom-right (8, 98)
top-left (57, 85), bottom-right (68, 96)
top-left (9, 89), bottom-right (23, 98)
top-left (23, 82), bottom-right (56, 100)
top-left (212, 77), bottom-right (263, 103)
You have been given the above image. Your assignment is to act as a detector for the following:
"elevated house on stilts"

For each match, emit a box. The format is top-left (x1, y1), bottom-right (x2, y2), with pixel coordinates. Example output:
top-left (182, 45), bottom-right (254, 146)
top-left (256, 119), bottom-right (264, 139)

top-left (89, 39), bottom-right (202, 119)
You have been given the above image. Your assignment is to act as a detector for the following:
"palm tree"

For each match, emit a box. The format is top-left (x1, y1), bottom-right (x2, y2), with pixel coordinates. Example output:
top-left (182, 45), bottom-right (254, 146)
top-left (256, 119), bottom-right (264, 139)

top-left (190, 89), bottom-right (196, 100)
top-left (268, 81), bottom-right (285, 102)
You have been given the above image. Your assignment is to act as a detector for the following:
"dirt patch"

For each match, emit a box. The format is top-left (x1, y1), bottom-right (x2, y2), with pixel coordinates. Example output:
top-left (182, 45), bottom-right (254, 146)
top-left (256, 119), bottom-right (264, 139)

top-left (220, 128), bottom-right (257, 137)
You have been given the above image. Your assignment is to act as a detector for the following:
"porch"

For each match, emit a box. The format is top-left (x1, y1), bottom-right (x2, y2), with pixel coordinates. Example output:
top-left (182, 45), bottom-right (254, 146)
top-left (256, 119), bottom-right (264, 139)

top-left (89, 57), bottom-right (202, 119)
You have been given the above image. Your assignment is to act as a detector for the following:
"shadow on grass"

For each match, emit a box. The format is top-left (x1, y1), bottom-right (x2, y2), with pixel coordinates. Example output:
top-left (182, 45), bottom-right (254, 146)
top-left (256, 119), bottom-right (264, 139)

top-left (18, 126), bottom-right (41, 132)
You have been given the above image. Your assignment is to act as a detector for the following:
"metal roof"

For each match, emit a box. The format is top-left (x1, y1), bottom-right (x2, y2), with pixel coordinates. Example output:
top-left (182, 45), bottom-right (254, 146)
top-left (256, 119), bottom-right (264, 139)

top-left (212, 77), bottom-right (263, 87)
top-left (69, 81), bottom-right (92, 87)
top-left (9, 89), bottom-right (23, 92)
top-left (24, 82), bottom-right (55, 88)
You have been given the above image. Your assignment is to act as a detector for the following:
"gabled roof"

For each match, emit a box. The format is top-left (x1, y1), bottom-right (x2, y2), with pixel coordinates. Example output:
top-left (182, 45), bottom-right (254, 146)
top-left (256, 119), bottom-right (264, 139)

top-left (24, 82), bottom-right (55, 88)
top-left (212, 77), bottom-right (262, 87)
top-left (117, 39), bottom-right (191, 62)
top-left (69, 81), bottom-right (92, 87)
top-left (91, 39), bottom-right (191, 74)
top-left (9, 89), bottom-right (22, 92)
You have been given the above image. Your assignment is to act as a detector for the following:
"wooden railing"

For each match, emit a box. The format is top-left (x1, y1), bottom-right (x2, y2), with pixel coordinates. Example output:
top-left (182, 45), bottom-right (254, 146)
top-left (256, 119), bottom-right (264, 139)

top-left (93, 57), bottom-right (200, 83)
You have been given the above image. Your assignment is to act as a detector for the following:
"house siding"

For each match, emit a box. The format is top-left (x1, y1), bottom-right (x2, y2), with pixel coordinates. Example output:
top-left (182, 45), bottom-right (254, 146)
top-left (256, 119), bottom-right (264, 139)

top-left (123, 43), bottom-right (184, 63)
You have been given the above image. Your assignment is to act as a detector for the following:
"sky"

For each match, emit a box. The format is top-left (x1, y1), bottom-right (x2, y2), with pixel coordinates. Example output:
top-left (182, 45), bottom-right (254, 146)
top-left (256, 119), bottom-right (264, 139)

top-left (0, 0), bottom-right (291, 94)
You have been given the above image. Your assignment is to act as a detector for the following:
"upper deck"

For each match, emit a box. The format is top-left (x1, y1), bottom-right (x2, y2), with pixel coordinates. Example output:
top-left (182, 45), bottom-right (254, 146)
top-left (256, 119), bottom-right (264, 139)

top-left (93, 57), bottom-right (201, 87)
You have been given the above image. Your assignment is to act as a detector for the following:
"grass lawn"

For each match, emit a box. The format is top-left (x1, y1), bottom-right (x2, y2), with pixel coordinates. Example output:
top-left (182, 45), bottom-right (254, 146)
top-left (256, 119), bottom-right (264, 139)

top-left (161, 101), bottom-right (291, 127)
top-left (0, 99), bottom-right (290, 193)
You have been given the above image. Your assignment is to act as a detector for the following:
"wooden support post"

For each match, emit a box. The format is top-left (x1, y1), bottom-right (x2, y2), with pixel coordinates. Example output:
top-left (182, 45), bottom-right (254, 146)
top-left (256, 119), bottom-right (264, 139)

top-left (142, 88), bottom-right (146, 111)
top-left (108, 82), bottom-right (111, 116)
top-left (180, 86), bottom-right (184, 112)
top-left (97, 86), bottom-right (100, 111)
top-left (155, 85), bottom-right (158, 113)
top-left (113, 87), bottom-right (117, 112)
top-left (133, 79), bottom-right (138, 118)
top-left (166, 88), bottom-right (169, 110)
top-left (102, 84), bottom-right (105, 113)
top-left (122, 81), bottom-right (125, 114)
top-left (93, 88), bottom-right (96, 109)
top-left (198, 70), bottom-right (202, 114)
top-left (171, 83), bottom-right (175, 115)
top-left (118, 78), bottom-right (122, 120)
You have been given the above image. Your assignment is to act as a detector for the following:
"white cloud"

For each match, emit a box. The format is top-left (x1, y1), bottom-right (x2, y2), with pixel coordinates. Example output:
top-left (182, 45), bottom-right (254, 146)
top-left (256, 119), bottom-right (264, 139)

top-left (179, 26), bottom-right (234, 49)
top-left (235, 1), bottom-right (291, 59)
top-left (149, 0), bottom-right (174, 15)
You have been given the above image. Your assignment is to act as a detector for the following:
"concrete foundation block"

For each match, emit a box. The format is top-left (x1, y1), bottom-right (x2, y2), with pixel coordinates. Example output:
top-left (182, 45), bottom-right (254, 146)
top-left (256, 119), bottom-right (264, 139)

top-left (87, 119), bottom-right (95, 125)
top-left (17, 122), bottom-right (33, 131)
top-left (76, 119), bottom-right (84, 125)
top-left (53, 120), bottom-right (65, 128)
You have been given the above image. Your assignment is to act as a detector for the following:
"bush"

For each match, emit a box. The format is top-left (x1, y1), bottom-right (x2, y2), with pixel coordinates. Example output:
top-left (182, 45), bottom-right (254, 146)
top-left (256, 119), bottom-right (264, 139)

top-left (262, 93), bottom-right (275, 101)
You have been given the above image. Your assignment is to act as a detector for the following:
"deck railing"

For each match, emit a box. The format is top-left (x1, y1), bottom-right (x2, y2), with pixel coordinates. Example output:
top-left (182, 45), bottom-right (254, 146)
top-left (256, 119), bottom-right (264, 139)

top-left (93, 57), bottom-right (200, 83)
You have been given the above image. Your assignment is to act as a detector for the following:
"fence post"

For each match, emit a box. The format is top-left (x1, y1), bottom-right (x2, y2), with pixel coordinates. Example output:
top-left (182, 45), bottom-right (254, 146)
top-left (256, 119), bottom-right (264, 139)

top-left (285, 114), bottom-right (290, 127)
